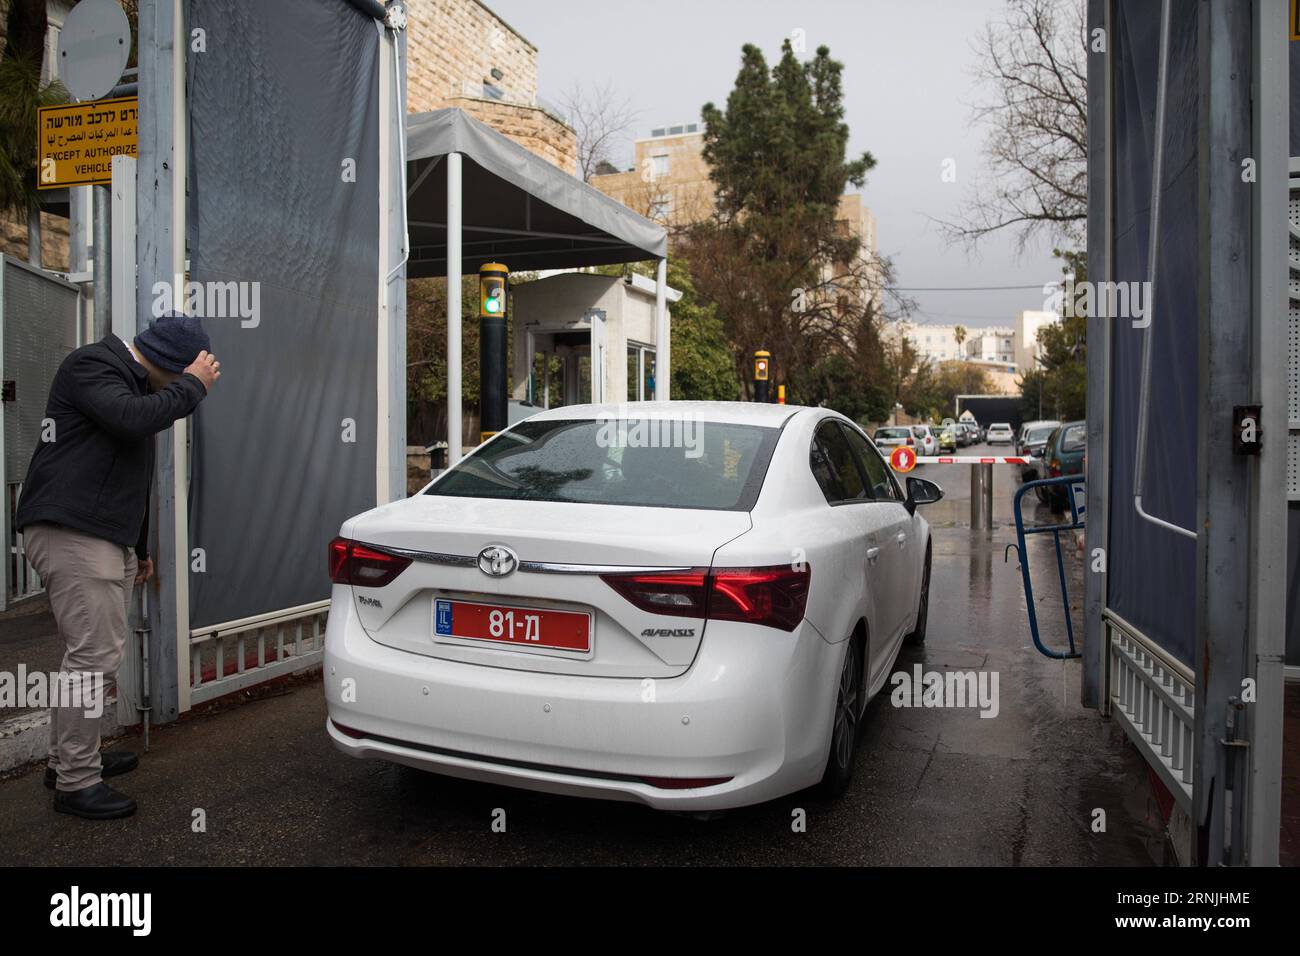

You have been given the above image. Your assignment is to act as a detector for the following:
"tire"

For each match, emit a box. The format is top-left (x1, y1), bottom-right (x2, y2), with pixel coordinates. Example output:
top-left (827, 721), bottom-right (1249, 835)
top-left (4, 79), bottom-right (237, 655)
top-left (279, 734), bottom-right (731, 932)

top-left (818, 638), bottom-right (862, 798)
top-left (905, 543), bottom-right (931, 645)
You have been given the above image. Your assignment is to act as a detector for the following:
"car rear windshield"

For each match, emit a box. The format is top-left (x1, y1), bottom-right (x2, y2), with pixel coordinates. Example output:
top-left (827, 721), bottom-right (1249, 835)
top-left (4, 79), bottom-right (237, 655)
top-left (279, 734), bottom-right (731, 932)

top-left (1027, 426), bottom-right (1056, 443)
top-left (911, 427), bottom-right (929, 437)
top-left (1061, 424), bottom-right (1086, 452)
top-left (876, 427), bottom-right (909, 439)
top-left (427, 417), bottom-right (781, 511)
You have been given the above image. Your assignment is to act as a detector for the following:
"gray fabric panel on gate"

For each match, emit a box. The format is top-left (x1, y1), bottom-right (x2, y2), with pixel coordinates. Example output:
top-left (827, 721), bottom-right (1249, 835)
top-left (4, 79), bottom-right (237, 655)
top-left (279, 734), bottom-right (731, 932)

top-left (1290, 39), bottom-right (1299, 667)
top-left (187, 0), bottom-right (380, 628)
top-left (1291, 38), bottom-right (1299, 157)
top-left (404, 109), bottom-right (667, 274)
top-left (1104, 2), bottom-right (1200, 668)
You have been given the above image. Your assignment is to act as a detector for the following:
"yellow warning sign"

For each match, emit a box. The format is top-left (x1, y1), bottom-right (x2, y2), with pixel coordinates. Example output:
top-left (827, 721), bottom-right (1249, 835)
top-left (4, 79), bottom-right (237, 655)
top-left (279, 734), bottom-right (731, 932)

top-left (37, 96), bottom-right (138, 190)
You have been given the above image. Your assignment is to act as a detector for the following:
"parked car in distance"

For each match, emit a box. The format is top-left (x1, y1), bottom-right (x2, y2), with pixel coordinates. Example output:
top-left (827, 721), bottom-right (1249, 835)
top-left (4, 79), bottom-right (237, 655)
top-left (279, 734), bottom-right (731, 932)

top-left (1016, 420), bottom-right (1061, 481)
top-left (872, 426), bottom-right (915, 451)
top-left (911, 424), bottom-right (939, 456)
top-left (958, 422), bottom-right (979, 446)
top-left (1016, 419), bottom-right (1059, 455)
top-left (324, 402), bottom-right (944, 811)
top-left (986, 422), bottom-right (1014, 445)
top-left (937, 424), bottom-right (959, 453)
top-left (1040, 419), bottom-right (1086, 511)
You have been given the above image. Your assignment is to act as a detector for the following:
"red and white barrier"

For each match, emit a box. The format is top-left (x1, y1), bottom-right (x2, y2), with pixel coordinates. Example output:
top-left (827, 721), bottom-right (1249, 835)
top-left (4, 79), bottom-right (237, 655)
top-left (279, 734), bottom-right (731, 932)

top-left (885, 445), bottom-right (1037, 473)
top-left (915, 456), bottom-right (1033, 465)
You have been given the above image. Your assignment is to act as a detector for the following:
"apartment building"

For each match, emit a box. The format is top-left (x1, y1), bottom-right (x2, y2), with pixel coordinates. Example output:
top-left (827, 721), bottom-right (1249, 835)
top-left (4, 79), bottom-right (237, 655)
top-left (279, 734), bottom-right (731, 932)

top-left (590, 127), bottom-right (878, 255)
top-left (1015, 309), bottom-right (1059, 370)
top-left (588, 125), bottom-right (714, 223)
top-left (964, 327), bottom-right (1016, 364)
top-left (887, 314), bottom-right (1057, 372)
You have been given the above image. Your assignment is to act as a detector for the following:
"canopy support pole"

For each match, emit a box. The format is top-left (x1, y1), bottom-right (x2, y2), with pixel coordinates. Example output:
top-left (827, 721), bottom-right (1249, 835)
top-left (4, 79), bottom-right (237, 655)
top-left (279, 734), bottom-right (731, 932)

top-left (654, 257), bottom-right (669, 400)
top-left (447, 152), bottom-right (463, 463)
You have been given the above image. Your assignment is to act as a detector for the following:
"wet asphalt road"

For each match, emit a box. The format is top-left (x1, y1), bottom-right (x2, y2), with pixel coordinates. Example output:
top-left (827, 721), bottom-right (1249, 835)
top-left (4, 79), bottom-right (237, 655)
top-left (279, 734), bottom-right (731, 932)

top-left (0, 446), bottom-right (1161, 865)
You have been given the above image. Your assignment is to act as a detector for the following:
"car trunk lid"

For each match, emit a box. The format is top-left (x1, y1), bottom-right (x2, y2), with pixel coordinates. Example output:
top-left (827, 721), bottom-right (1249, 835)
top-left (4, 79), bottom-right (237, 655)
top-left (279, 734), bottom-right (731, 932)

top-left (342, 495), bottom-right (752, 678)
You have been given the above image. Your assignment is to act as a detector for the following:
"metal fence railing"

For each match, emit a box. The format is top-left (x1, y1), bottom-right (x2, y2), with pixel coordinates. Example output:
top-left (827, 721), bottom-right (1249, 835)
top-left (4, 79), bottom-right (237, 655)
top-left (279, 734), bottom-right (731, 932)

top-left (189, 600), bottom-right (330, 706)
top-left (1105, 610), bottom-right (1194, 811)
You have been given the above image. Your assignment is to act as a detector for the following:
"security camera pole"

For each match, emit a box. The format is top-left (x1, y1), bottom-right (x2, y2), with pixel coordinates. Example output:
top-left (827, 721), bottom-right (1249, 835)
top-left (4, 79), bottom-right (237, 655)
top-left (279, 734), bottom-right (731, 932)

top-left (478, 262), bottom-right (509, 442)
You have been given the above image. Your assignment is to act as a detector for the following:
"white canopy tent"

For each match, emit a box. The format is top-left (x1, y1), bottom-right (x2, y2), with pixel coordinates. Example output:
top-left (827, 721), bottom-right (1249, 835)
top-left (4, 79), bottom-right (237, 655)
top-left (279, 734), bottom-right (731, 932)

top-left (403, 109), bottom-right (672, 460)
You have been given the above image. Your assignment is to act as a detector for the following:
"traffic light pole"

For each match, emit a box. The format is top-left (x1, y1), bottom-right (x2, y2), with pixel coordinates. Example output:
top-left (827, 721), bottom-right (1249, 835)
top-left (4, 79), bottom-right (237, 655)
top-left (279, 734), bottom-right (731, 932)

top-left (478, 262), bottom-right (509, 442)
top-left (753, 349), bottom-right (770, 403)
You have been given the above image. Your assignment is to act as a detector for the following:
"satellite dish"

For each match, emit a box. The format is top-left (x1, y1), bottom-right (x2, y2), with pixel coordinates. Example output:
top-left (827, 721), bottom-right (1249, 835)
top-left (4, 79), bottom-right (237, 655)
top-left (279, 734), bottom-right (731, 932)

top-left (57, 0), bottom-right (132, 102)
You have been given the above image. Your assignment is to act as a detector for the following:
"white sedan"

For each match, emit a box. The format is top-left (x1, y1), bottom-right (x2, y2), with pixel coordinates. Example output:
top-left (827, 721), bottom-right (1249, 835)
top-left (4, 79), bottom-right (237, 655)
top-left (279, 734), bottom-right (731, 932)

top-left (324, 402), bottom-right (943, 811)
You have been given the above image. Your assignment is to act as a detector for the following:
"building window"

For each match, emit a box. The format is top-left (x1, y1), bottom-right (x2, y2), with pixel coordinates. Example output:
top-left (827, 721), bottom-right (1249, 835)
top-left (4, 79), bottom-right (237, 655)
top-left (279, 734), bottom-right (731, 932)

top-left (649, 195), bottom-right (672, 221)
top-left (651, 154), bottom-right (670, 178)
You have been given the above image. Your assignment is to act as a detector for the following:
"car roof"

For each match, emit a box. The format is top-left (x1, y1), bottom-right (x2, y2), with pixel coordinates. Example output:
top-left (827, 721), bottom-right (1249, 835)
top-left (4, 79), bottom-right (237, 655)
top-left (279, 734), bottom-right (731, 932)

top-left (526, 401), bottom-right (804, 427)
top-left (990, 422), bottom-right (1012, 428)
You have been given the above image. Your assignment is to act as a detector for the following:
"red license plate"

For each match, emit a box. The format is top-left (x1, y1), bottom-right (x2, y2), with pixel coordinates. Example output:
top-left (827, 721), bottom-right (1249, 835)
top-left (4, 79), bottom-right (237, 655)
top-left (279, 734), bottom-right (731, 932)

top-left (433, 598), bottom-right (591, 652)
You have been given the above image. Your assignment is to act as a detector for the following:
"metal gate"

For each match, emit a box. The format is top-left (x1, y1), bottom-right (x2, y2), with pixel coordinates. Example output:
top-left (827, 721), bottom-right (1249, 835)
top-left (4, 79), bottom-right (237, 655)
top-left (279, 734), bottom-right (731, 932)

top-left (0, 255), bottom-right (79, 611)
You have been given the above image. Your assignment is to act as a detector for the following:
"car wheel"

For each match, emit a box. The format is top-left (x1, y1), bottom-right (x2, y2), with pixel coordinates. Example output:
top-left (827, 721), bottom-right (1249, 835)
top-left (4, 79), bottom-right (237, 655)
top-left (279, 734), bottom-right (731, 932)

top-left (905, 544), bottom-right (931, 645)
top-left (819, 638), bottom-right (861, 798)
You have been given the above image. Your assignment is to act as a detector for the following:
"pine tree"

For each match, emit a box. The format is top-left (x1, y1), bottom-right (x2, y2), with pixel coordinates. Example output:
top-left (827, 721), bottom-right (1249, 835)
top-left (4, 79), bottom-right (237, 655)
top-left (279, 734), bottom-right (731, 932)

top-left (689, 41), bottom-right (876, 395)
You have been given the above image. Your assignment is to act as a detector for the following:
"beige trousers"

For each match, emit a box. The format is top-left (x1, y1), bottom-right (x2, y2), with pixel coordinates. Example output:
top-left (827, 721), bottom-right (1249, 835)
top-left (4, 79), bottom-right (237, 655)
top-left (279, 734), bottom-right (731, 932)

top-left (23, 522), bottom-right (137, 792)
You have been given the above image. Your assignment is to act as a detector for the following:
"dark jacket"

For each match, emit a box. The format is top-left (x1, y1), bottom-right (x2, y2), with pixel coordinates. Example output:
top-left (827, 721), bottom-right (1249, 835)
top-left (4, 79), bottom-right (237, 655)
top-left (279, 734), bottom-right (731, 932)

top-left (15, 336), bottom-right (207, 558)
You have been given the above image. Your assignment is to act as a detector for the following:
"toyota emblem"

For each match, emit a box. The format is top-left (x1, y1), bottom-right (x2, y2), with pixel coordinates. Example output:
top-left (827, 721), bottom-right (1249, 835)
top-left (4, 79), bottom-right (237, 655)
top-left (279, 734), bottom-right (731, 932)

top-left (477, 545), bottom-right (518, 577)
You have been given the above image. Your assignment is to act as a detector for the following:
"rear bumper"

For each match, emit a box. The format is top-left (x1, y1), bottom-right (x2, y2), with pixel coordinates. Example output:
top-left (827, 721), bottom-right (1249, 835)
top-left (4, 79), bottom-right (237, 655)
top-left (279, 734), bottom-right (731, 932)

top-left (323, 590), bottom-right (840, 810)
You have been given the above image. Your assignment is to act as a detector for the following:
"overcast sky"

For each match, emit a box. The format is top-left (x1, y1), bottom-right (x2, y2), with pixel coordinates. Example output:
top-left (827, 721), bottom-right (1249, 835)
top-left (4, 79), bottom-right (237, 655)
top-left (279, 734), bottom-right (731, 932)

top-left (486, 0), bottom-right (1063, 329)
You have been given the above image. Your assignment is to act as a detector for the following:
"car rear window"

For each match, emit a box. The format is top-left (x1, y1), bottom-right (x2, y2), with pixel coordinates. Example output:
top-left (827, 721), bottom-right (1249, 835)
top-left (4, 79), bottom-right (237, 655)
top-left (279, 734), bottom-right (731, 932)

top-left (875, 427), bottom-right (909, 439)
top-left (911, 427), bottom-right (928, 438)
top-left (1027, 426), bottom-right (1056, 443)
top-left (427, 417), bottom-right (781, 511)
top-left (1061, 424), bottom-right (1086, 452)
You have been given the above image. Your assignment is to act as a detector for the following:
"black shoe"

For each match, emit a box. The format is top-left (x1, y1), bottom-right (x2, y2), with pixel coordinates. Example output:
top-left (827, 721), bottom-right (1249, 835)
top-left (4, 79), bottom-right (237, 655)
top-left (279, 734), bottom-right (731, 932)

top-left (44, 750), bottom-right (139, 790)
top-left (53, 781), bottom-right (137, 820)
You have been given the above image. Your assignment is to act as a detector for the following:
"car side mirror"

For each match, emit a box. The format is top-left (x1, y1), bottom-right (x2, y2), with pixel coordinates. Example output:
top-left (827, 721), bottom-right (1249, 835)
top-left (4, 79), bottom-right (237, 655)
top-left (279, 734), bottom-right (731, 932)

top-left (905, 476), bottom-right (944, 515)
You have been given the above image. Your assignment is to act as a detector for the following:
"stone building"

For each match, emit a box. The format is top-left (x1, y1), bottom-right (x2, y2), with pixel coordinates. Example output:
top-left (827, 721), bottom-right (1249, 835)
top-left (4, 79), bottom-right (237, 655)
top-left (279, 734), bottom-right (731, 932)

top-left (403, 0), bottom-right (576, 172)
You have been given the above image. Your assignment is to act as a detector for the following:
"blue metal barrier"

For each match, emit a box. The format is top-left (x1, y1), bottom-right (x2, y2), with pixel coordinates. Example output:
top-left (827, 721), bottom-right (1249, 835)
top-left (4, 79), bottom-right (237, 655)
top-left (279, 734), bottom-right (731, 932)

top-left (1004, 475), bottom-right (1085, 660)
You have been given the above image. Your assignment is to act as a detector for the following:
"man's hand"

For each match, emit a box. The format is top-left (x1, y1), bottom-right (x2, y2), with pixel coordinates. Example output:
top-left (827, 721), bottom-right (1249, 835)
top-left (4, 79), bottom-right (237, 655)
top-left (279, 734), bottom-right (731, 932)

top-left (184, 350), bottom-right (221, 392)
top-left (135, 558), bottom-right (154, 584)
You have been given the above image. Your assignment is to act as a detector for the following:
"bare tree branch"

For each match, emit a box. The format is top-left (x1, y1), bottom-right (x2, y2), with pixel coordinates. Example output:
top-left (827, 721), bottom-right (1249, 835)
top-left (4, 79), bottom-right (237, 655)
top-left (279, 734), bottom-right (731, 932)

top-left (942, 0), bottom-right (1088, 250)
top-left (555, 81), bottom-right (640, 183)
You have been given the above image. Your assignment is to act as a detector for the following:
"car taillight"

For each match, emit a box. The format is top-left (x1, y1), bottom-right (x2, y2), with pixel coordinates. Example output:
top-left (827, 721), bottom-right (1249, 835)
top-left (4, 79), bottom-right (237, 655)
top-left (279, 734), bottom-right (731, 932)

top-left (709, 566), bottom-right (811, 631)
top-left (906, 436), bottom-right (914, 446)
top-left (328, 536), bottom-right (411, 587)
top-left (601, 569), bottom-right (710, 617)
top-left (1049, 459), bottom-right (1062, 476)
top-left (601, 565), bottom-right (811, 632)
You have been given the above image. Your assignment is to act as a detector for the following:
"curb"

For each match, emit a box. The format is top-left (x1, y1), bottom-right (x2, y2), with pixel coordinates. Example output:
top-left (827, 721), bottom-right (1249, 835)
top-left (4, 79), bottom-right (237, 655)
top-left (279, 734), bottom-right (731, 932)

top-left (0, 699), bottom-right (126, 775)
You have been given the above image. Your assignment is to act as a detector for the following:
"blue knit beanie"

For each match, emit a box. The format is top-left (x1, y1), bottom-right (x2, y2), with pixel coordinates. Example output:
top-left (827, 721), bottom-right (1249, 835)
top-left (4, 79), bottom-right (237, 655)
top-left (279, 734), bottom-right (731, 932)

top-left (134, 312), bottom-right (211, 373)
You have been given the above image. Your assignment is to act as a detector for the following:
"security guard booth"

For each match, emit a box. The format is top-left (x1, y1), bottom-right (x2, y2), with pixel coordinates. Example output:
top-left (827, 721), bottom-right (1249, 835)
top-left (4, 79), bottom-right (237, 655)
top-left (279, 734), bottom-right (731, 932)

top-left (510, 271), bottom-right (679, 410)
